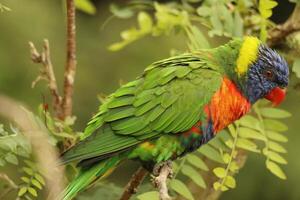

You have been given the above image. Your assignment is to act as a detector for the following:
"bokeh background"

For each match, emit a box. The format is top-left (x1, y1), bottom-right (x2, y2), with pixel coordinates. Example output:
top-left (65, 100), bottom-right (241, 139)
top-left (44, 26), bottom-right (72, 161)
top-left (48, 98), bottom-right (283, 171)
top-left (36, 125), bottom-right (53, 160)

top-left (0, 0), bottom-right (299, 199)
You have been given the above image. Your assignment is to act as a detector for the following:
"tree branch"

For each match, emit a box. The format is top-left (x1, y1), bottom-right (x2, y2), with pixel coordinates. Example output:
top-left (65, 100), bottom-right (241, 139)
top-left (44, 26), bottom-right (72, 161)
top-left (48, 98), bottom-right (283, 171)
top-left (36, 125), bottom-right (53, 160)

top-left (119, 167), bottom-right (148, 200)
top-left (29, 40), bottom-right (63, 118)
top-left (0, 173), bottom-right (18, 199)
top-left (62, 0), bottom-right (77, 118)
top-left (153, 161), bottom-right (173, 200)
top-left (268, 5), bottom-right (300, 47)
top-left (0, 173), bottom-right (18, 189)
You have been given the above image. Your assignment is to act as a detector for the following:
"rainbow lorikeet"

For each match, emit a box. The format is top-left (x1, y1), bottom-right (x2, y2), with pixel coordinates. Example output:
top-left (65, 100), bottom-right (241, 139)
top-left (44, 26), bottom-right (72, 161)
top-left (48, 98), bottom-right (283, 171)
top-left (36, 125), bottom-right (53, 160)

top-left (60, 36), bottom-right (289, 199)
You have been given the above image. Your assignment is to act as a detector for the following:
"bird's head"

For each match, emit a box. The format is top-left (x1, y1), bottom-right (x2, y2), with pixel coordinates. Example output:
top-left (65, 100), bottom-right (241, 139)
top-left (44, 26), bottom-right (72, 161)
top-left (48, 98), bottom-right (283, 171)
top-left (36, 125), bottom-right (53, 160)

top-left (235, 37), bottom-right (289, 105)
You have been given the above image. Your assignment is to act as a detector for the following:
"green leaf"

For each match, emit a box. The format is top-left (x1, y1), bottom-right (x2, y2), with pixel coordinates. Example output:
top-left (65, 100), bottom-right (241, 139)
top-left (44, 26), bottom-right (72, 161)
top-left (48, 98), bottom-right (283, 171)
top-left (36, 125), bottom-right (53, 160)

top-left (228, 124), bottom-right (237, 137)
top-left (138, 12), bottom-right (153, 32)
top-left (186, 0), bottom-right (202, 3)
top-left (266, 160), bottom-right (287, 179)
top-left (292, 58), bottom-right (300, 78)
top-left (208, 137), bottom-right (228, 150)
top-left (21, 176), bottom-right (30, 183)
top-left (260, 108), bottom-right (291, 119)
top-left (213, 182), bottom-right (228, 191)
top-left (224, 138), bottom-right (234, 148)
top-left (229, 161), bottom-right (239, 172)
top-left (137, 191), bottom-right (159, 200)
top-left (23, 167), bottom-right (34, 176)
top-left (238, 115), bottom-right (260, 130)
top-left (186, 154), bottom-right (209, 171)
top-left (259, 0), bottom-right (278, 19)
top-left (198, 144), bottom-right (224, 163)
top-left (28, 187), bottom-right (38, 197)
top-left (181, 165), bottom-right (206, 188)
top-left (18, 187), bottom-right (27, 197)
top-left (110, 3), bottom-right (134, 19)
top-left (218, 130), bottom-right (232, 142)
top-left (5, 152), bottom-right (18, 165)
top-left (264, 119), bottom-right (288, 132)
top-left (238, 127), bottom-right (266, 141)
top-left (209, 14), bottom-right (223, 37)
top-left (268, 141), bottom-right (287, 153)
top-left (264, 150), bottom-right (287, 164)
top-left (34, 174), bottom-right (45, 185)
top-left (24, 160), bottom-right (36, 169)
top-left (0, 158), bottom-right (6, 166)
top-left (266, 131), bottom-right (288, 142)
top-left (75, 0), bottom-right (96, 15)
top-left (213, 167), bottom-right (226, 178)
top-left (188, 25), bottom-right (210, 49)
top-left (224, 176), bottom-right (236, 188)
top-left (222, 153), bottom-right (231, 164)
top-left (236, 138), bottom-right (260, 153)
top-left (0, 3), bottom-right (11, 12)
top-left (233, 11), bottom-right (243, 37)
top-left (31, 179), bottom-right (42, 190)
top-left (196, 6), bottom-right (211, 17)
top-left (170, 179), bottom-right (194, 200)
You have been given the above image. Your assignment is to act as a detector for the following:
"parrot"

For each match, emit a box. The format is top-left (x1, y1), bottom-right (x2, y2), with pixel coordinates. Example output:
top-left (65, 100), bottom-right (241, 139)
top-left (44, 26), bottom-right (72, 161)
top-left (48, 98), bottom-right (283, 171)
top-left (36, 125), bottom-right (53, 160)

top-left (60, 36), bottom-right (289, 200)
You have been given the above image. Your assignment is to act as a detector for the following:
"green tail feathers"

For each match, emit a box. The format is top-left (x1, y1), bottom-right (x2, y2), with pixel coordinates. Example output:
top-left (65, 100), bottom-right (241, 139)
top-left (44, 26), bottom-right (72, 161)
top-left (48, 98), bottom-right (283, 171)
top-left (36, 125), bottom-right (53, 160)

top-left (60, 156), bottom-right (122, 200)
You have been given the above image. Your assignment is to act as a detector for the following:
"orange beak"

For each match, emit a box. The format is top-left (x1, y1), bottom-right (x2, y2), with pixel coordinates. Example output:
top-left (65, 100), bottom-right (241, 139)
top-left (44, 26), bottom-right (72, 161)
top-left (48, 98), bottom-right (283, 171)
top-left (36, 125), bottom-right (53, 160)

top-left (265, 87), bottom-right (286, 106)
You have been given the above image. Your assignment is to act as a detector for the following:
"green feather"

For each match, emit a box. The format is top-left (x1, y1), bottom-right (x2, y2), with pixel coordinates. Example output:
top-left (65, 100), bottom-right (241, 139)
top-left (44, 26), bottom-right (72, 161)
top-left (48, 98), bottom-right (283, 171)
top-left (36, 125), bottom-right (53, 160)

top-left (107, 96), bottom-right (135, 108)
top-left (104, 107), bottom-right (135, 122)
top-left (135, 97), bottom-right (161, 116)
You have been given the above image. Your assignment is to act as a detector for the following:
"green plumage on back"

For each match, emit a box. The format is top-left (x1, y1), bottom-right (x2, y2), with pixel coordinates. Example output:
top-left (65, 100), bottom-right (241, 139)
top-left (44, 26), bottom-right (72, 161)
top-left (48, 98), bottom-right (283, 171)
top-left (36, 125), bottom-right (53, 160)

top-left (62, 54), bottom-right (222, 165)
top-left (60, 38), bottom-right (248, 200)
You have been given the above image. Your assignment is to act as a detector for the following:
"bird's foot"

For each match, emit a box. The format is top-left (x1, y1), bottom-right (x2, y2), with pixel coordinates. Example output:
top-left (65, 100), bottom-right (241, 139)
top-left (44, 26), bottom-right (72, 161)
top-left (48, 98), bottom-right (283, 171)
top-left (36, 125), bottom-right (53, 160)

top-left (152, 160), bottom-right (173, 200)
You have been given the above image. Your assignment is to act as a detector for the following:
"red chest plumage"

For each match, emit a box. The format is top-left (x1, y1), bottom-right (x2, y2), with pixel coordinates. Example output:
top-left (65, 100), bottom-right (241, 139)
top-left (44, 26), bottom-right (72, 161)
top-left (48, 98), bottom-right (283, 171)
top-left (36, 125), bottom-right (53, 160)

top-left (206, 77), bottom-right (251, 133)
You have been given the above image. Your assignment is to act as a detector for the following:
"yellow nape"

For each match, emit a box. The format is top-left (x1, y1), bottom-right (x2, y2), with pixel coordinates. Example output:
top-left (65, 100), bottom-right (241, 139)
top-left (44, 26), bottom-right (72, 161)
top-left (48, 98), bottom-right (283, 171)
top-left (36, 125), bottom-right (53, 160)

top-left (236, 36), bottom-right (261, 75)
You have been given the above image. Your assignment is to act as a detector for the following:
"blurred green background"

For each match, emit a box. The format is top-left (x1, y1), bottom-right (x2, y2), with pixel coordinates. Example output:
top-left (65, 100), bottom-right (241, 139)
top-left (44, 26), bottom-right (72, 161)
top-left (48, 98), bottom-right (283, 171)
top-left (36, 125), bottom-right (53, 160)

top-left (0, 0), bottom-right (299, 199)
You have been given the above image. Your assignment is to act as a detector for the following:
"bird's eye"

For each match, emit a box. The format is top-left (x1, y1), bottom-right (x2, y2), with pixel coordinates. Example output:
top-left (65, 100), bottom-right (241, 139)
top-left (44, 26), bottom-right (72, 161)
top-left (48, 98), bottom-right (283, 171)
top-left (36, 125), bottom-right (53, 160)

top-left (264, 70), bottom-right (275, 80)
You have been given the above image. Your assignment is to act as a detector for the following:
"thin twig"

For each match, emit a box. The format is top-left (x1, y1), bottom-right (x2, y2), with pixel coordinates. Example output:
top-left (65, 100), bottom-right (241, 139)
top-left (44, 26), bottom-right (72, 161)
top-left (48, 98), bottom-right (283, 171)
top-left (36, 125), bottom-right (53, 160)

top-left (119, 167), bottom-right (148, 200)
top-left (29, 40), bottom-right (63, 118)
top-left (0, 173), bottom-right (18, 189)
top-left (0, 173), bottom-right (18, 199)
top-left (62, 0), bottom-right (77, 118)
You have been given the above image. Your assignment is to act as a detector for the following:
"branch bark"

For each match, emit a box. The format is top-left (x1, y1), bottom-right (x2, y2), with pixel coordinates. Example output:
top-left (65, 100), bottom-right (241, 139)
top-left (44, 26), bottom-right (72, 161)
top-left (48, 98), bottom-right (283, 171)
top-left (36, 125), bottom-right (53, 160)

top-left (62, 0), bottom-right (77, 118)
top-left (268, 5), bottom-right (300, 47)
top-left (153, 161), bottom-right (173, 200)
top-left (119, 167), bottom-right (148, 200)
top-left (28, 0), bottom-right (77, 121)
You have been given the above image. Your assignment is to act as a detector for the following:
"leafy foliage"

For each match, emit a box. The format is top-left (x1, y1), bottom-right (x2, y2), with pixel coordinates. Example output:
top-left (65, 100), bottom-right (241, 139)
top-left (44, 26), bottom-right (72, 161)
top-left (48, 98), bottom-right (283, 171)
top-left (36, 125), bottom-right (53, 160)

top-left (259, 0), bottom-right (277, 42)
top-left (0, 125), bottom-right (31, 167)
top-left (108, 2), bottom-right (212, 51)
top-left (292, 58), bottom-right (300, 78)
top-left (0, 124), bottom-right (46, 200)
top-left (37, 104), bottom-right (81, 146)
top-left (18, 160), bottom-right (46, 199)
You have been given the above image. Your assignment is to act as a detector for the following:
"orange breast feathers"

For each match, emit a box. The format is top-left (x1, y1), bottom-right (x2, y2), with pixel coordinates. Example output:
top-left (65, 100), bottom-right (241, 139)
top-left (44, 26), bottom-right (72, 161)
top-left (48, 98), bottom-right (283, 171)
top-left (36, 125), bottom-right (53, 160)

top-left (206, 77), bottom-right (251, 133)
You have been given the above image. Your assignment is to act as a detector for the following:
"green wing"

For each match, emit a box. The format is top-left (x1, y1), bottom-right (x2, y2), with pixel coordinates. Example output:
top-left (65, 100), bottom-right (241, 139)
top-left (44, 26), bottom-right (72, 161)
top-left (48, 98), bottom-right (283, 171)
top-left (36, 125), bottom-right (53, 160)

top-left (62, 54), bottom-right (222, 164)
